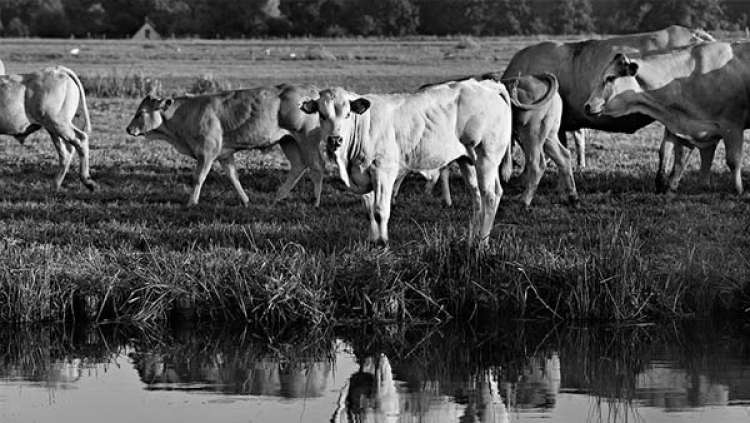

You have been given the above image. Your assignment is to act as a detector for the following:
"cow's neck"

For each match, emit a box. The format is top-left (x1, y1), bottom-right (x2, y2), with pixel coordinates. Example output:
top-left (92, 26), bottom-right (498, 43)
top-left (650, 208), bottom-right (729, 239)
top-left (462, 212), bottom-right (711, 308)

top-left (624, 88), bottom-right (722, 146)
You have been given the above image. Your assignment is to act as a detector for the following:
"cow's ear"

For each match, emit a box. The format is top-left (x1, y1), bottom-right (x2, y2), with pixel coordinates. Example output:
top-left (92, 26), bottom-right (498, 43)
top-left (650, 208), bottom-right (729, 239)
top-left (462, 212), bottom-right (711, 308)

top-left (626, 61), bottom-right (639, 76)
top-left (159, 98), bottom-right (174, 111)
top-left (350, 98), bottom-right (370, 115)
top-left (300, 99), bottom-right (318, 114)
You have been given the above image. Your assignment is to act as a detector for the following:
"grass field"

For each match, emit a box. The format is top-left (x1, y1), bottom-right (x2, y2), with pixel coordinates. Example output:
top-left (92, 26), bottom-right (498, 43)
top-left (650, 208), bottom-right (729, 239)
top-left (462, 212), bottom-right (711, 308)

top-left (0, 37), bottom-right (749, 326)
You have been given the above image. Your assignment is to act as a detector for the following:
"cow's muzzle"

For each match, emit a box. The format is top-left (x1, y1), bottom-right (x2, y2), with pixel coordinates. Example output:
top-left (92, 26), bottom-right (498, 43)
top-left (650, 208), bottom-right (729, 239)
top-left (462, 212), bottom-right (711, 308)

top-left (584, 101), bottom-right (603, 117)
top-left (126, 126), bottom-right (141, 136)
top-left (326, 135), bottom-right (343, 160)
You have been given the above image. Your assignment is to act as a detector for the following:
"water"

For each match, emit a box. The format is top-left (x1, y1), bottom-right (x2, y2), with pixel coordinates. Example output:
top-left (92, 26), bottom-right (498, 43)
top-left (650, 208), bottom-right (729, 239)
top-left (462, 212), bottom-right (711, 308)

top-left (1, 321), bottom-right (749, 423)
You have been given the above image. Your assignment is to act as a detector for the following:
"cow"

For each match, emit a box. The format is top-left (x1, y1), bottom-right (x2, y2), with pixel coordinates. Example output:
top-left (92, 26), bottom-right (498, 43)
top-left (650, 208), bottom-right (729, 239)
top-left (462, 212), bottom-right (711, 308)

top-left (502, 25), bottom-right (715, 172)
top-left (400, 73), bottom-right (578, 208)
top-left (486, 72), bottom-right (579, 207)
top-left (583, 42), bottom-right (749, 195)
top-left (126, 84), bottom-right (325, 207)
top-left (0, 66), bottom-right (95, 190)
top-left (300, 79), bottom-right (513, 246)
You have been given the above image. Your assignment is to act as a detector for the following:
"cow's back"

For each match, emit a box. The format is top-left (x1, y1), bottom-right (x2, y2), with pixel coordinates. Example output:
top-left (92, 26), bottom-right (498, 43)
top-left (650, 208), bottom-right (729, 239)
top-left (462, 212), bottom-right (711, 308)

top-left (196, 87), bottom-right (286, 149)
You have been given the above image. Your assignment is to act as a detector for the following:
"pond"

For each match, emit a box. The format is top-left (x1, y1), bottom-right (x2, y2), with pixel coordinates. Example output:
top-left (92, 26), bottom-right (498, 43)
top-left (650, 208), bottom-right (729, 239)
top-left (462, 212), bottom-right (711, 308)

top-left (1, 321), bottom-right (749, 423)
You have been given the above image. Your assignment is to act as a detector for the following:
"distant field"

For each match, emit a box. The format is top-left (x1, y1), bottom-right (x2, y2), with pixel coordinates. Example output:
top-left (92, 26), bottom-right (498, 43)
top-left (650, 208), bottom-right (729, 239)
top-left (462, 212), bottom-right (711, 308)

top-left (0, 37), bottom-right (748, 325)
top-left (0, 36), bottom-right (613, 93)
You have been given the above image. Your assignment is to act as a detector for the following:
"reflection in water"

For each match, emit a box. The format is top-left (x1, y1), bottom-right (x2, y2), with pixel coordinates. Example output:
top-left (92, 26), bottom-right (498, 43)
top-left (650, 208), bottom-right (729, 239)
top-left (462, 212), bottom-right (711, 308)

top-left (1, 321), bottom-right (750, 423)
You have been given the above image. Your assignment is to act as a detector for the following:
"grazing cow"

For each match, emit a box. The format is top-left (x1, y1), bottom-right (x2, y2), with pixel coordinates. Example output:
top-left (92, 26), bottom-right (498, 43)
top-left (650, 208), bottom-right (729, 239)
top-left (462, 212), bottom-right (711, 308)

top-left (503, 25), bottom-right (714, 171)
top-left (584, 42), bottom-right (750, 195)
top-left (301, 79), bottom-right (512, 246)
top-left (0, 66), bottom-right (95, 190)
top-left (126, 84), bottom-right (324, 207)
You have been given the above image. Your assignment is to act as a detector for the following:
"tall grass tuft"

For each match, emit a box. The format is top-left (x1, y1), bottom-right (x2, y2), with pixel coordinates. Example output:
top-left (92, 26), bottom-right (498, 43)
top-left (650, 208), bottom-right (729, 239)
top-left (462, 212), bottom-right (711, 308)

top-left (81, 71), bottom-right (163, 98)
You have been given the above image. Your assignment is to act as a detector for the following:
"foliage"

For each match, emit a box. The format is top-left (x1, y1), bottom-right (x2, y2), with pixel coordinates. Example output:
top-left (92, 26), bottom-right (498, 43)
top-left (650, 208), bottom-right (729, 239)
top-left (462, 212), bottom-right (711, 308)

top-left (630, 0), bottom-right (727, 31)
top-left (0, 0), bottom-right (739, 37)
top-left (551, 0), bottom-right (596, 34)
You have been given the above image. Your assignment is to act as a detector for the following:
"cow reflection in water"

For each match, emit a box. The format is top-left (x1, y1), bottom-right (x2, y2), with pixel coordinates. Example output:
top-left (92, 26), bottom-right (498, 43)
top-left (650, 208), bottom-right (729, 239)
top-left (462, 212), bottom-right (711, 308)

top-left (130, 352), bottom-right (330, 397)
top-left (331, 353), bottom-right (510, 423)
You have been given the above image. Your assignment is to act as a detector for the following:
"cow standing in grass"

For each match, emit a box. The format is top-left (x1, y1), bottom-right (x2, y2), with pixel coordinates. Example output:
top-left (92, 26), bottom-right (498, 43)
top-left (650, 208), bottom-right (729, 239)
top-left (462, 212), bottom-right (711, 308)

top-left (0, 66), bottom-right (95, 190)
top-left (300, 79), bottom-right (512, 246)
top-left (584, 43), bottom-right (750, 195)
top-left (503, 25), bottom-right (714, 175)
top-left (126, 84), bottom-right (325, 207)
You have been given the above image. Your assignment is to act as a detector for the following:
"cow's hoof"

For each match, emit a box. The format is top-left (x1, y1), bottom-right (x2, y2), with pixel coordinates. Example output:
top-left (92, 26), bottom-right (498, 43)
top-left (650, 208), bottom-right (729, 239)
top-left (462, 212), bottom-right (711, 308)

top-left (83, 180), bottom-right (98, 192)
top-left (655, 176), bottom-right (669, 194)
top-left (373, 239), bottom-right (389, 249)
top-left (185, 201), bottom-right (199, 208)
top-left (568, 195), bottom-right (582, 209)
top-left (665, 189), bottom-right (678, 200)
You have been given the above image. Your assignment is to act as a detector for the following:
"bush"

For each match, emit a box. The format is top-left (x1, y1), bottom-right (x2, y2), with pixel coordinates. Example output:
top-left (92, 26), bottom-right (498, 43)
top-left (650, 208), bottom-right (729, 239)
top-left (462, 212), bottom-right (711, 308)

top-left (189, 74), bottom-right (232, 94)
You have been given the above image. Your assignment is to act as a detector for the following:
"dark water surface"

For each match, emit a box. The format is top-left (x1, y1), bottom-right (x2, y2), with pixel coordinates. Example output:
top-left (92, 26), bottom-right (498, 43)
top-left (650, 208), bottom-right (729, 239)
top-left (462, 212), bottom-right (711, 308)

top-left (1, 321), bottom-right (750, 423)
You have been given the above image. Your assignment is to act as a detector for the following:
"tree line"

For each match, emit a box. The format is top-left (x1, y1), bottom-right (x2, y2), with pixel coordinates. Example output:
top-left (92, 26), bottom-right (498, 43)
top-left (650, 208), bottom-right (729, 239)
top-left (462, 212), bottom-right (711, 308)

top-left (0, 0), bottom-right (738, 38)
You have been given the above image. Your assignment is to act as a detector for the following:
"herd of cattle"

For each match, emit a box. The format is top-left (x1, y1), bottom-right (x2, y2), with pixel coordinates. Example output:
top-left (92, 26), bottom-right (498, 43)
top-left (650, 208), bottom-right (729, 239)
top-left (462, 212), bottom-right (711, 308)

top-left (3, 25), bottom-right (747, 246)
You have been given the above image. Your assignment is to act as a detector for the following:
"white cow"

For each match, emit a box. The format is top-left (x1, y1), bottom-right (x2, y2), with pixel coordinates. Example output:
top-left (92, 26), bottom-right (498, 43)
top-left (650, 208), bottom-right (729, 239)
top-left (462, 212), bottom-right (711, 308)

top-left (301, 79), bottom-right (512, 246)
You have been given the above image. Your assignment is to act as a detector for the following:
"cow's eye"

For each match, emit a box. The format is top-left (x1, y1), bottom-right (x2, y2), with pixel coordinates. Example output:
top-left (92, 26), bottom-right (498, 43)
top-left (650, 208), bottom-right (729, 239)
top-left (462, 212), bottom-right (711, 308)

top-left (320, 115), bottom-right (327, 121)
top-left (605, 75), bottom-right (617, 83)
top-left (346, 112), bottom-right (351, 118)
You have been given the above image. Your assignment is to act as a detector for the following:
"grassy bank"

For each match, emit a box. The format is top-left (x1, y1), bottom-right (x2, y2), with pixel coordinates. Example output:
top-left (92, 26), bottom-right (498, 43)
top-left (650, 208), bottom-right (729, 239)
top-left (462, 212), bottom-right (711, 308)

top-left (0, 34), bottom-right (749, 326)
top-left (1, 99), bottom-right (749, 325)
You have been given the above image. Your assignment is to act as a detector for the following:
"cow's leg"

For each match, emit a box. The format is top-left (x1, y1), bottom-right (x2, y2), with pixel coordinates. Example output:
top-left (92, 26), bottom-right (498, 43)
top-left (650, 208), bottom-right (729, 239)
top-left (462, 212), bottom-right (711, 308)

top-left (667, 142), bottom-right (694, 193)
top-left (518, 129), bottom-right (544, 208)
top-left (391, 170), bottom-right (407, 205)
top-left (49, 132), bottom-right (74, 190)
top-left (656, 129), bottom-right (674, 193)
top-left (698, 143), bottom-right (718, 190)
top-left (53, 123), bottom-right (96, 191)
top-left (458, 159), bottom-right (481, 236)
top-left (544, 135), bottom-right (580, 206)
top-left (571, 129), bottom-right (586, 169)
top-left (299, 135), bottom-right (325, 207)
top-left (219, 155), bottom-right (249, 207)
top-left (372, 167), bottom-right (398, 247)
top-left (275, 135), bottom-right (309, 205)
top-left (724, 130), bottom-right (744, 195)
top-left (475, 155), bottom-right (502, 245)
top-left (437, 167), bottom-right (452, 207)
top-left (188, 155), bottom-right (215, 207)
top-left (361, 192), bottom-right (379, 243)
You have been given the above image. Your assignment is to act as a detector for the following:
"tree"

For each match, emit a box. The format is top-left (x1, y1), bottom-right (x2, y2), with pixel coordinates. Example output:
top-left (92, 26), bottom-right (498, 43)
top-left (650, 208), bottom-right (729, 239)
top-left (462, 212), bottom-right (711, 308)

top-left (633, 0), bottom-right (726, 31)
top-left (352, 0), bottom-right (419, 36)
top-left (31, 0), bottom-right (70, 37)
top-left (6, 16), bottom-right (28, 36)
top-left (551, 0), bottom-right (595, 34)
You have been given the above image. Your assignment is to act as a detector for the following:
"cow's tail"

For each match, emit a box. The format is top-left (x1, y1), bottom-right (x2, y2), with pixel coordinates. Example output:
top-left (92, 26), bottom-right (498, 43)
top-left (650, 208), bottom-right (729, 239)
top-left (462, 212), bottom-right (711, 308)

top-left (505, 73), bottom-right (559, 111)
top-left (500, 138), bottom-right (512, 183)
top-left (57, 66), bottom-right (91, 134)
top-left (692, 29), bottom-right (716, 43)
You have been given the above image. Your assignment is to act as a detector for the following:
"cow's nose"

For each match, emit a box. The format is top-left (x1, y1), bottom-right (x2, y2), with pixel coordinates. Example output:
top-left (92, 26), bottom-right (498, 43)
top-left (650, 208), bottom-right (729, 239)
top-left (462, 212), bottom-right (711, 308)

top-left (126, 126), bottom-right (137, 136)
top-left (327, 135), bottom-right (343, 149)
top-left (584, 103), bottom-right (592, 115)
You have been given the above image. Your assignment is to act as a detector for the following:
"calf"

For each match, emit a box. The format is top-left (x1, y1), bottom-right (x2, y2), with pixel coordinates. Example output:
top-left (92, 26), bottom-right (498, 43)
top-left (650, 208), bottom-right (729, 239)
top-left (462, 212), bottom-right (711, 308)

top-left (126, 84), bottom-right (324, 206)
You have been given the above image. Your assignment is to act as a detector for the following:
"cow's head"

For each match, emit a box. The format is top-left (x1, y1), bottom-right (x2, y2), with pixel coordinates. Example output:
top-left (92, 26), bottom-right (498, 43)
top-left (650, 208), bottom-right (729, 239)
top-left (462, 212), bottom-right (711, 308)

top-left (300, 88), bottom-right (370, 160)
top-left (584, 53), bottom-right (641, 117)
top-left (126, 94), bottom-right (174, 136)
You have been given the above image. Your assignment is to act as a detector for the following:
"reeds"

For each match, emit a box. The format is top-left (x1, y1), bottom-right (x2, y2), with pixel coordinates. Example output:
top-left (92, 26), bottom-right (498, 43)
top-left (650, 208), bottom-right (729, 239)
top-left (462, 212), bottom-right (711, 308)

top-left (0, 217), bottom-right (746, 326)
